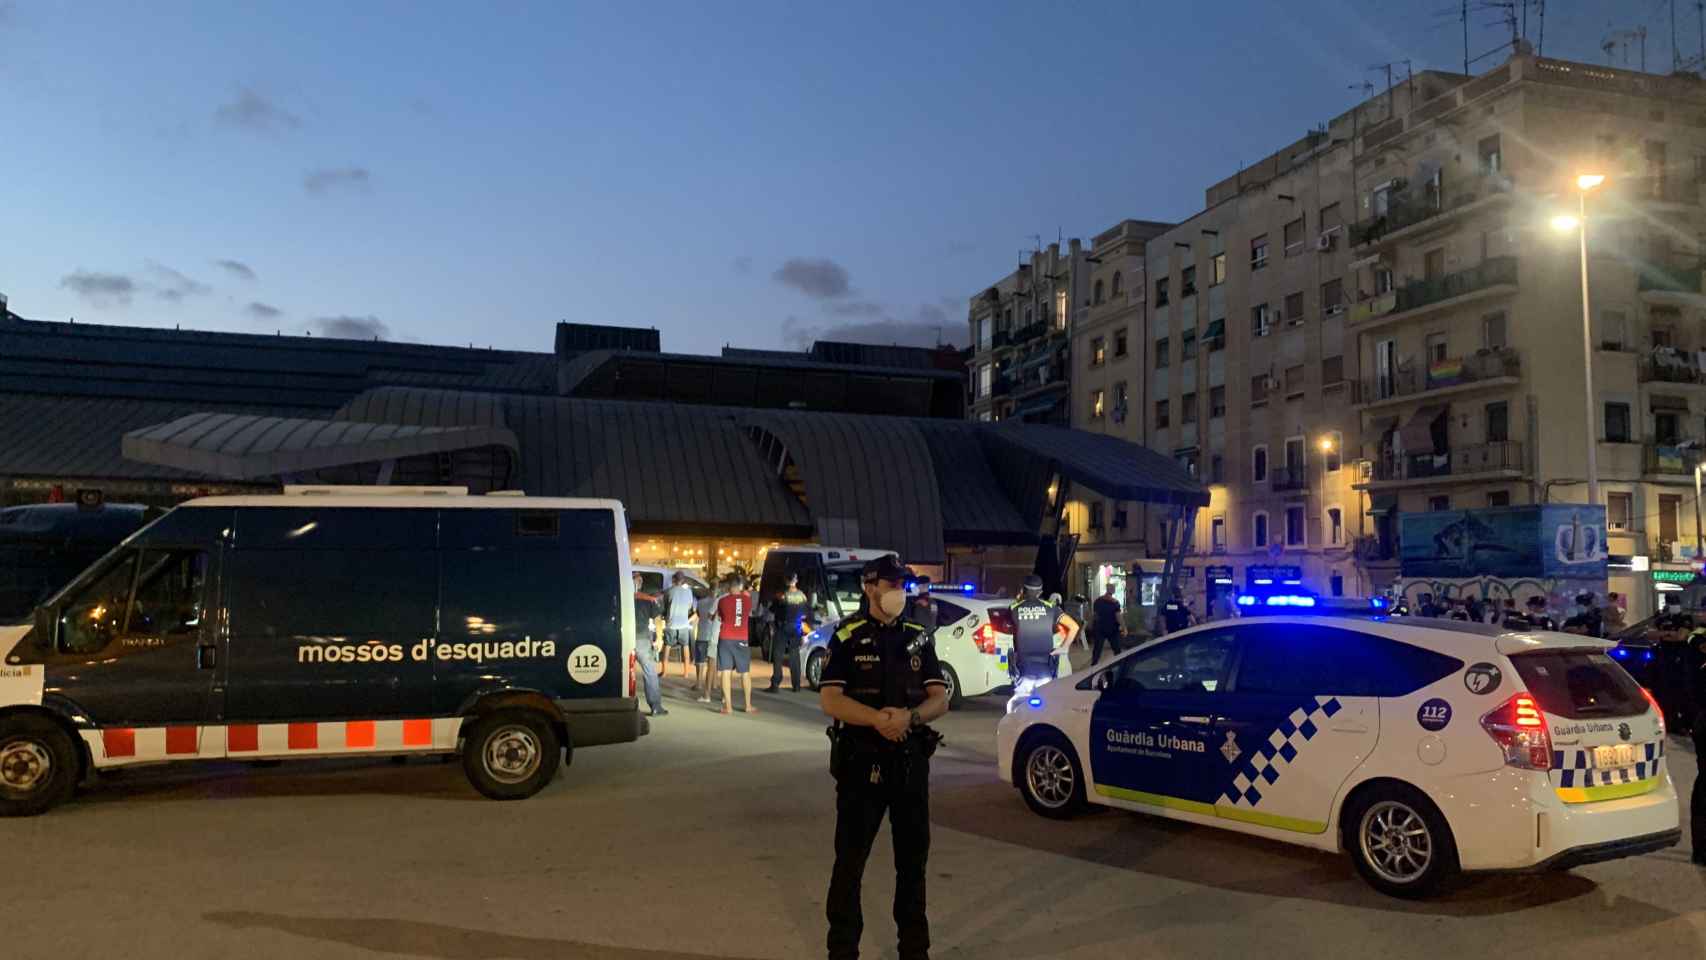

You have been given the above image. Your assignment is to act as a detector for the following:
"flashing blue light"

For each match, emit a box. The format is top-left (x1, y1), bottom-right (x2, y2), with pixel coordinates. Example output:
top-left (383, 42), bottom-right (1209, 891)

top-left (1265, 595), bottom-right (1317, 607)
top-left (1282, 578), bottom-right (1303, 586)
top-left (1236, 595), bottom-right (1257, 607)
top-left (1026, 696), bottom-right (1044, 709)
top-left (1253, 578), bottom-right (1274, 586)
top-left (1369, 597), bottom-right (1389, 610)
top-left (1644, 651), bottom-right (1654, 661)
top-left (962, 582), bottom-right (976, 593)
top-left (1611, 648), bottom-right (1628, 658)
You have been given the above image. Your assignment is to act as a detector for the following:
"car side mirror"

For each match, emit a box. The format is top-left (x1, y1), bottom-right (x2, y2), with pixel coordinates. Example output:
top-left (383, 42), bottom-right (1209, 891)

top-left (1093, 672), bottom-right (1114, 692)
top-left (33, 604), bottom-right (57, 651)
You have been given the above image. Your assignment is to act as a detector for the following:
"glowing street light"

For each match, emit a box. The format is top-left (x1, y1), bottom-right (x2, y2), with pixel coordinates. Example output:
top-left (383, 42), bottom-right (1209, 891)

top-left (1318, 436), bottom-right (1336, 454)
top-left (1576, 173), bottom-right (1606, 191)
top-left (1549, 214), bottom-right (1581, 233)
top-left (1555, 173), bottom-right (1608, 507)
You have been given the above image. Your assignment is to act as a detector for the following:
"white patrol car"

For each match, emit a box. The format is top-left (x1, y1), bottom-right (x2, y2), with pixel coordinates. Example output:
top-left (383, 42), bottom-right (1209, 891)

top-left (996, 610), bottom-right (1680, 897)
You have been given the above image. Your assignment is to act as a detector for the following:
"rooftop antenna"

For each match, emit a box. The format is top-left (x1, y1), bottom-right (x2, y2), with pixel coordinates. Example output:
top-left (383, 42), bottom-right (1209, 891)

top-left (1603, 25), bottom-right (1649, 71)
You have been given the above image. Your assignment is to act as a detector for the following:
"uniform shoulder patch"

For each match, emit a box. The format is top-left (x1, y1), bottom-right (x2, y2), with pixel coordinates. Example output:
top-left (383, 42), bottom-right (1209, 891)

top-left (902, 621), bottom-right (925, 632)
top-left (834, 618), bottom-right (867, 642)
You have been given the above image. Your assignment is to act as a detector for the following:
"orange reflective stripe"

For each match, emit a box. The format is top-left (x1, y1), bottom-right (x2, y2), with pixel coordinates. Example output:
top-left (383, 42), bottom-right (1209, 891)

top-left (345, 720), bottom-right (376, 749)
top-left (402, 719), bottom-right (433, 746)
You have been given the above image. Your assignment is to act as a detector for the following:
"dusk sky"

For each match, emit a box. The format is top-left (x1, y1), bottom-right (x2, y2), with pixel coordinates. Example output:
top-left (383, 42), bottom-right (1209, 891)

top-left (0, 1), bottom-right (1650, 355)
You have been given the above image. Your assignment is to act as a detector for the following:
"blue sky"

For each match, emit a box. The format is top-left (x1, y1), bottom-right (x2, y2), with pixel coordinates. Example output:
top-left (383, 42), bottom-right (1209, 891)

top-left (0, 1), bottom-right (1642, 354)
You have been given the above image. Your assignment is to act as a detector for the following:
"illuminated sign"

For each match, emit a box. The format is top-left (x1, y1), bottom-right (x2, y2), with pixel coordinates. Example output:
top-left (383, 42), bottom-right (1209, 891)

top-left (1651, 569), bottom-right (1698, 585)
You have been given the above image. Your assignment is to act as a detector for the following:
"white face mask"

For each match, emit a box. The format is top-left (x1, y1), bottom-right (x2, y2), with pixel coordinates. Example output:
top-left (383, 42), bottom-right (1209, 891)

top-left (877, 587), bottom-right (908, 619)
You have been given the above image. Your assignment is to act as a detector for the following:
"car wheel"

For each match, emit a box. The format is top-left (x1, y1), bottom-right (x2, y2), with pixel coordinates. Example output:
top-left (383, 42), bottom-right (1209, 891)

top-left (806, 649), bottom-right (826, 691)
top-left (940, 663), bottom-right (963, 709)
top-left (1017, 731), bottom-right (1086, 819)
top-left (462, 710), bottom-right (562, 801)
top-left (1343, 783), bottom-right (1459, 898)
top-left (0, 715), bottom-right (80, 817)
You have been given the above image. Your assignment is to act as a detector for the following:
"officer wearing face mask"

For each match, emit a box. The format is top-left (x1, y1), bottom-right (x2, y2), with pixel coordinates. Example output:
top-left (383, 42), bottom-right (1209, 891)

top-left (818, 555), bottom-right (950, 960)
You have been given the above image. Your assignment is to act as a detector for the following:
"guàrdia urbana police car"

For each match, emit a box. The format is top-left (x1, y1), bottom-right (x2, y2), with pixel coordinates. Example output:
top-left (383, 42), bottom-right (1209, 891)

top-left (0, 488), bottom-right (647, 816)
top-left (996, 610), bottom-right (1679, 897)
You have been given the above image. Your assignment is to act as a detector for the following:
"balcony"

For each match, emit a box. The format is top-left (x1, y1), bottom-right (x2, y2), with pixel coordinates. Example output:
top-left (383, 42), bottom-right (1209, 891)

top-left (1011, 323), bottom-right (1049, 346)
top-left (1394, 256), bottom-right (1518, 314)
top-left (1643, 442), bottom-right (1703, 476)
top-left (1637, 348), bottom-right (1704, 384)
top-left (1270, 465), bottom-right (1309, 492)
top-left (1637, 264), bottom-right (1703, 296)
top-left (1622, 175), bottom-right (1701, 208)
top-left (1350, 173), bottom-right (1513, 248)
top-left (990, 330), bottom-right (1013, 350)
top-left (1364, 441), bottom-right (1525, 486)
top-left (1357, 347), bottom-right (1521, 408)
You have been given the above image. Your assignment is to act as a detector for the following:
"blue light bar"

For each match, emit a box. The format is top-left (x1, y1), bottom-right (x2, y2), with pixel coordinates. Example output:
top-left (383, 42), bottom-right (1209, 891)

top-left (1369, 597), bottom-right (1388, 610)
top-left (1236, 595), bottom-right (1257, 607)
top-left (1265, 595), bottom-right (1317, 607)
top-left (962, 582), bottom-right (976, 593)
top-left (1253, 578), bottom-right (1274, 585)
top-left (1027, 696), bottom-right (1044, 709)
top-left (1282, 579), bottom-right (1303, 586)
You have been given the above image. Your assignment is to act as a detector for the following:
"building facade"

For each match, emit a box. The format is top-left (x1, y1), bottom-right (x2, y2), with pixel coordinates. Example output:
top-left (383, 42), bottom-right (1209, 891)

top-left (966, 240), bottom-right (1090, 426)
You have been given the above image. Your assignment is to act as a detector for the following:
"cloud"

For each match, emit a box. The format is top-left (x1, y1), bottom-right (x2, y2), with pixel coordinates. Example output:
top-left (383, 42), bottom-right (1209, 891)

top-left (773, 257), bottom-right (851, 299)
top-left (782, 301), bottom-right (966, 350)
top-left (60, 270), bottom-right (138, 306)
top-left (731, 255), bottom-right (753, 276)
top-left (147, 261), bottom-right (211, 303)
top-left (313, 314), bottom-right (389, 340)
top-left (213, 88), bottom-right (301, 132)
top-left (246, 301), bottom-right (283, 320)
top-left (214, 259), bottom-right (256, 281)
top-left (304, 167), bottom-right (373, 194)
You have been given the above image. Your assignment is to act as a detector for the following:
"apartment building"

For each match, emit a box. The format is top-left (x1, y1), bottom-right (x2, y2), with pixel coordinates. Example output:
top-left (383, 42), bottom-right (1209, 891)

top-left (1346, 48), bottom-right (1706, 619)
top-left (967, 240), bottom-right (1091, 425)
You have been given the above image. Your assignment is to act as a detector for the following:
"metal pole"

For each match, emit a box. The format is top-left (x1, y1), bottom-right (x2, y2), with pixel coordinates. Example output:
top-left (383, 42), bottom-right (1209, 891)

top-left (1578, 190), bottom-right (1601, 509)
top-left (1695, 465), bottom-right (1703, 559)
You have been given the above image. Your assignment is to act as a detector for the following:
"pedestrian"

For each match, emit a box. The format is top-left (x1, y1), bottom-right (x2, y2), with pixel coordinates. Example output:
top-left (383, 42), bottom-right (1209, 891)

top-left (819, 554), bottom-right (950, 960)
top-left (717, 574), bottom-right (758, 715)
top-left (1009, 575), bottom-right (1079, 696)
top-left (1465, 595), bottom-right (1484, 623)
top-left (1523, 595), bottom-right (1556, 631)
top-left (767, 573), bottom-right (813, 693)
top-left (661, 572), bottom-right (696, 679)
top-left (1498, 598), bottom-right (1519, 627)
top-left (1686, 619), bottom-right (1706, 866)
top-left (1160, 587), bottom-right (1191, 635)
top-left (1604, 592), bottom-right (1627, 634)
top-left (631, 572), bottom-right (667, 717)
top-left (1089, 580), bottom-right (1124, 666)
top-left (694, 580), bottom-right (721, 704)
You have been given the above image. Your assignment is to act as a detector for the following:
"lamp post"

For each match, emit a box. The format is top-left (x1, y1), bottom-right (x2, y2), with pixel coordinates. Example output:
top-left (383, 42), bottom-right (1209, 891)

top-left (1551, 173), bottom-right (1607, 509)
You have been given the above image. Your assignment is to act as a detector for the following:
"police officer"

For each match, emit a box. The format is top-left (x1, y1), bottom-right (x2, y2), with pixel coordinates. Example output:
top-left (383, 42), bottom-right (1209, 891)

top-left (818, 555), bottom-right (950, 960)
top-left (1160, 587), bottom-right (1192, 634)
top-left (1686, 621), bottom-right (1706, 867)
top-left (1009, 575), bottom-right (1079, 689)
top-left (767, 573), bottom-right (813, 693)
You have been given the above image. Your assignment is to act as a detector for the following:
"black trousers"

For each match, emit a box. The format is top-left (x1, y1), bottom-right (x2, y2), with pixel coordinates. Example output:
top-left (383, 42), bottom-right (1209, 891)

top-left (826, 758), bottom-right (930, 960)
top-left (1090, 629), bottom-right (1123, 665)
top-left (771, 636), bottom-right (801, 690)
top-left (1693, 714), bottom-right (1706, 863)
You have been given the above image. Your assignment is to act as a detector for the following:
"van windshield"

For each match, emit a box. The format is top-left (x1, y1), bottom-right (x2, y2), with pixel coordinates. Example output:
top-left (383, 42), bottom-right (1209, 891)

top-left (1509, 650), bottom-right (1649, 719)
top-left (826, 564), bottom-right (865, 619)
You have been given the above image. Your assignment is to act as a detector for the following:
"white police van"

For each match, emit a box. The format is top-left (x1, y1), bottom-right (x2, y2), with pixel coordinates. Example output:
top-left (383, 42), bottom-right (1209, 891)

top-left (997, 606), bottom-right (1680, 896)
top-left (0, 487), bottom-right (645, 816)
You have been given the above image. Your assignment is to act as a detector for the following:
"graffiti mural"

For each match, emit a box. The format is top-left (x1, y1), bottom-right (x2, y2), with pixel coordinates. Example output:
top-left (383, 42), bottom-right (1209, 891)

top-left (1399, 505), bottom-right (1607, 580)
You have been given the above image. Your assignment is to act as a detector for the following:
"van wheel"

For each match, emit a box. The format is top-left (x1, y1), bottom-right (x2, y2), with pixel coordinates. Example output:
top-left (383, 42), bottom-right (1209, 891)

top-left (0, 715), bottom-right (80, 817)
top-left (1017, 731), bottom-right (1086, 819)
top-left (462, 710), bottom-right (561, 801)
top-left (1343, 783), bottom-right (1459, 898)
top-left (940, 663), bottom-right (964, 709)
top-left (806, 649), bottom-right (826, 691)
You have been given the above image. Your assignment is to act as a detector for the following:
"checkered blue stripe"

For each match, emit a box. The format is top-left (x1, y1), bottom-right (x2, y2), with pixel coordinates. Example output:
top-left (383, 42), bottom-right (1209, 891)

top-left (1551, 739), bottom-right (1664, 789)
top-left (1221, 696), bottom-right (1342, 807)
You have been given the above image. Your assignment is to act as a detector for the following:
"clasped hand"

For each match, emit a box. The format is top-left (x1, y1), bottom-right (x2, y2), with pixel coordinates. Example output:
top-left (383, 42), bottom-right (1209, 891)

top-left (873, 707), bottom-right (911, 742)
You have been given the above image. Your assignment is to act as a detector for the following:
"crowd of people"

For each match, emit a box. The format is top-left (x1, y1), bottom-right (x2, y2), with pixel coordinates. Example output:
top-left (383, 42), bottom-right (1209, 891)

top-left (1391, 589), bottom-right (1627, 638)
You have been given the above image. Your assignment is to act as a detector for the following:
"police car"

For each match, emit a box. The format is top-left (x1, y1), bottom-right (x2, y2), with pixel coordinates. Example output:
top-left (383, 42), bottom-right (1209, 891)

top-left (0, 487), bottom-right (645, 816)
top-left (996, 605), bottom-right (1680, 897)
top-left (804, 590), bottom-right (1071, 707)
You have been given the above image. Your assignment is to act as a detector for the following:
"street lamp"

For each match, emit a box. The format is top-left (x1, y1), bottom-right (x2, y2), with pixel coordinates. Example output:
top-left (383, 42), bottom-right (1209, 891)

top-left (1318, 436), bottom-right (1336, 454)
top-left (1551, 173), bottom-right (1607, 508)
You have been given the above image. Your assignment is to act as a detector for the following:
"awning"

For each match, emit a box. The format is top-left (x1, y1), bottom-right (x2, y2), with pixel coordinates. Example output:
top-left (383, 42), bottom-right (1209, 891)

top-left (1366, 414), bottom-right (1399, 437)
top-left (1398, 404), bottom-right (1445, 451)
top-left (122, 412), bottom-right (519, 480)
top-left (984, 421), bottom-right (1208, 508)
top-left (1203, 318), bottom-right (1225, 339)
top-left (1367, 492), bottom-right (1398, 514)
top-left (1650, 394), bottom-right (1690, 411)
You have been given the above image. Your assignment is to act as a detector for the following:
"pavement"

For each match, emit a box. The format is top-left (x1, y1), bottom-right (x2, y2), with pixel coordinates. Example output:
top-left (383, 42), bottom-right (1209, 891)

top-left (2, 659), bottom-right (1702, 960)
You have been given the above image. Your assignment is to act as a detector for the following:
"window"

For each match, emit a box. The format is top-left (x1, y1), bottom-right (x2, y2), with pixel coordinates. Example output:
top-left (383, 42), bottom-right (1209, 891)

top-left (1210, 385), bottom-right (1226, 418)
top-left (1375, 267), bottom-right (1394, 294)
top-left (1331, 572), bottom-right (1344, 597)
top-left (1181, 265), bottom-right (1197, 297)
top-left (1284, 436), bottom-right (1305, 473)
top-left (1252, 444), bottom-right (1268, 483)
top-left (1252, 303), bottom-right (1271, 337)
top-left (1373, 183), bottom-right (1392, 217)
top-left (1485, 401), bottom-right (1509, 443)
top-left (1113, 506), bottom-right (1128, 529)
top-left (1207, 319), bottom-right (1225, 351)
top-left (1324, 431), bottom-right (1342, 471)
top-left (1428, 495), bottom-right (1450, 512)
top-left (1251, 235), bottom-right (1269, 270)
top-left (1178, 450), bottom-right (1199, 478)
top-left (1604, 401), bottom-right (1632, 442)
top-left (1113, 381), bottom-right (1129, 416)
top-left (1656, 411), bottom-right (1681, 446)
top-left (1094, 279), bottom-right (1105, 305)
top-left (1425, 332), bottom-right (1448, 365)
top-left (1327, 507), bottom-right (1344, 546)
top-left (1114, 328), bottom-right (1128, 357)
top-left (1102, 630), bottom-right (1235, 695)
top-left (1092, 389), bottom-right (1107, 420)
top-left (1320, 202), bottom-right (1343, 232)
top-left (1111, 271), bottom-right (1123, 298)
top-left (1607, 492), bottom-right (1632, 531)
top-left (1601, 310), bottom-right (1627, 351)
top-left (1089, 501), bottom-right (1105, 530)
top-left (1181, 329), bottom-right (1198, 360)
top-left (977, 364), bottom-right (992, 398)
top-left (1322, 355), bottom-right (1344, 385)
top-left (1423, 248), bottom-right (1445, 280)
top-left (1653, 325), bottom-right (1674, 349)
top-left (1233, 625), bottom-right (1464, 697)
top-left (1486, 490), bottom-right (1511, 507)
top-left (1251, 373), bottom-right (1269, 404)
top-left (1478, 133), bottom-right (1502, 173)
top-left (1284, 291), bottom-right (1304, 325)
top-left (1055, 288), bottom-right (1067, 329)
top-left (1153, 398), bottom-right (1169, 428)
top-left (1321, 278), bottom-right (1344, 315)
top-left (1155, 337), bottom-right (1170, 368)
top-left (1211, 251), bottom-right (1227, 285)
top-left (1284, 363), bottom-right (1305, 396)
top-left (932, 599), bottom-right (972, 629)
top-left (1091, 336), bottom-right (1106, 366)
top-left (974, 317), bottom-right (989, 351)
top-left (1181, 391), bottom-right (1198, 424)
top-left (1252, 511), bottom-right (1269, 547)
top-left (1209, 454), bottom-right (1224, 484)
top-left (1661, 494), bottom-right (1682, 543)
top-left (1024, 306), bottom-right (1033, 326)
top-left (1483, 311), bottom-right (1507, 351)
top-left (1153, 277), bottom-right (1167, 306)
top-left (58, 549), bottom-right (209, 655)
top-left (1286, 506), bottom-right (1305, 546)
top-left (1284, 217), bottom-right (1306, 256)
top-left (1211, 516), bottom-right (1227, 552)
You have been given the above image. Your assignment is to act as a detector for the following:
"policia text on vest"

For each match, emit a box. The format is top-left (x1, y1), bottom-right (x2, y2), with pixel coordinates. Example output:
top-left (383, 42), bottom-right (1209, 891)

top-left (818, 556), bottom-right (950, 960)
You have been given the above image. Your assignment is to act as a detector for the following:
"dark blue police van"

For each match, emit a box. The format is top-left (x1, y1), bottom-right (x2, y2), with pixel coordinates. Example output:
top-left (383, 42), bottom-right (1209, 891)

top-left (0, 488), bottom-right (644, 816)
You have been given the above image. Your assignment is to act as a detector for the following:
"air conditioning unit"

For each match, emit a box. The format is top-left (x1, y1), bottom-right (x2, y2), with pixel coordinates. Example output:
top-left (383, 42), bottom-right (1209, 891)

top-left (1325, 304), bottom-right (1346, 317)
top-left (1316, 232), bottom-right (1338, 251)
top-left (1262, 374), bottom-right (1280, 390)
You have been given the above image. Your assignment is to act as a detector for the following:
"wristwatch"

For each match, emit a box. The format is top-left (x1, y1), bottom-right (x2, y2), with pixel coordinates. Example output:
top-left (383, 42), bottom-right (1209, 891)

top-left (909, 708), bottom-right (922, 728)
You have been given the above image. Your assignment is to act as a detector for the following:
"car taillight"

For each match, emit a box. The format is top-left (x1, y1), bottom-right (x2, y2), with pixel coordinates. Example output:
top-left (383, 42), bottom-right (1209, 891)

top-left (1642, 687), bottom-right (1666, 737)
top-left (988, 608), bottom-right (1015, 635)
top-left (974, 623), bottom-right (998, 655)
top-left (1480, 692), bottom-right (1552, 771)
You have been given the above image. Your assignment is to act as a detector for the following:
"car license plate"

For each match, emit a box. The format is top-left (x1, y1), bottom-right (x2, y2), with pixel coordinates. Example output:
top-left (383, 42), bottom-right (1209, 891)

top-left (1593, 744), bottom-right (1635, 769)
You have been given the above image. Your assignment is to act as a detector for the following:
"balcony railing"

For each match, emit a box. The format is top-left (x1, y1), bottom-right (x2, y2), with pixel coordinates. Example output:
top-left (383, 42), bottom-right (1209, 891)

top-left (1637, 348), bottom-right (1703, 383)
top-left (1637, 264), bottom-right (1703, 294)
top-left (1644, 442), bottom-right (1703, 475)
top-left (1350, 173), bottom-right (1513, 246)
top-left (1270, 465), bottom-right (1309, 492)
top-left (1392, 256), bottom-right (1518, 314)
top-left (990, 330), bottom-right (1013, 349)
top-left (1370, 441), bottom-right (1524, 482)
top-left (1011, 323), bottom-right (1049, 345)
top-left (1358, 347), bottom-right (1521, 403)
top-left (1623, 176), bottom-right (1701, 207)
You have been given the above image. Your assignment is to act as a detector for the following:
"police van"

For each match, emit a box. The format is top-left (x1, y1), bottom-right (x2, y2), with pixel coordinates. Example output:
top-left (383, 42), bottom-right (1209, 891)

top-left (997, 609), bottom-right (1680, 897)
top-left (0, 487), bottom-right (644, 816)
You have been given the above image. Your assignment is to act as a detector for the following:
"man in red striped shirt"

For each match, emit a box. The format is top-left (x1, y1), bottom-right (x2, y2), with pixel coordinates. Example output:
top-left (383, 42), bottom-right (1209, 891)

top-left (716, 575), bottom-right (757, 715)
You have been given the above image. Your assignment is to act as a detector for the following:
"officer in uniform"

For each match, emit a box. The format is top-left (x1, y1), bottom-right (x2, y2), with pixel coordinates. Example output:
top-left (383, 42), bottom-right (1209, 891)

top-left (818, 555), bottom-right (950, 960)
top-left (1009, 575), bottom-right (1078, 691)
top-left (1160, 587), bottom-right (1192, 634)
top-left (1687, 622), bottom-right (1706, 866)
top-left (768, 573), bottom-right (813, 693)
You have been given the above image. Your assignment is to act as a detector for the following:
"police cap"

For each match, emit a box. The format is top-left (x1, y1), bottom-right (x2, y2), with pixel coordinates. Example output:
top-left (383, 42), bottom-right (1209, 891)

top-left (862, 555), bottom-right (912, 584)
top-left (1023, 574), bottom-right (1044, 590)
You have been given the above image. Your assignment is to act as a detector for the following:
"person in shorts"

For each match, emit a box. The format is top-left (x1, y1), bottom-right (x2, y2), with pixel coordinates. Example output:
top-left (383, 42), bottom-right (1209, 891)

top-left (717, 575), bottom-right (757, 714)
top-left (694, 579), bottom-right (721, 703)
top-left (661, 571), bottom-right (696, 678)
